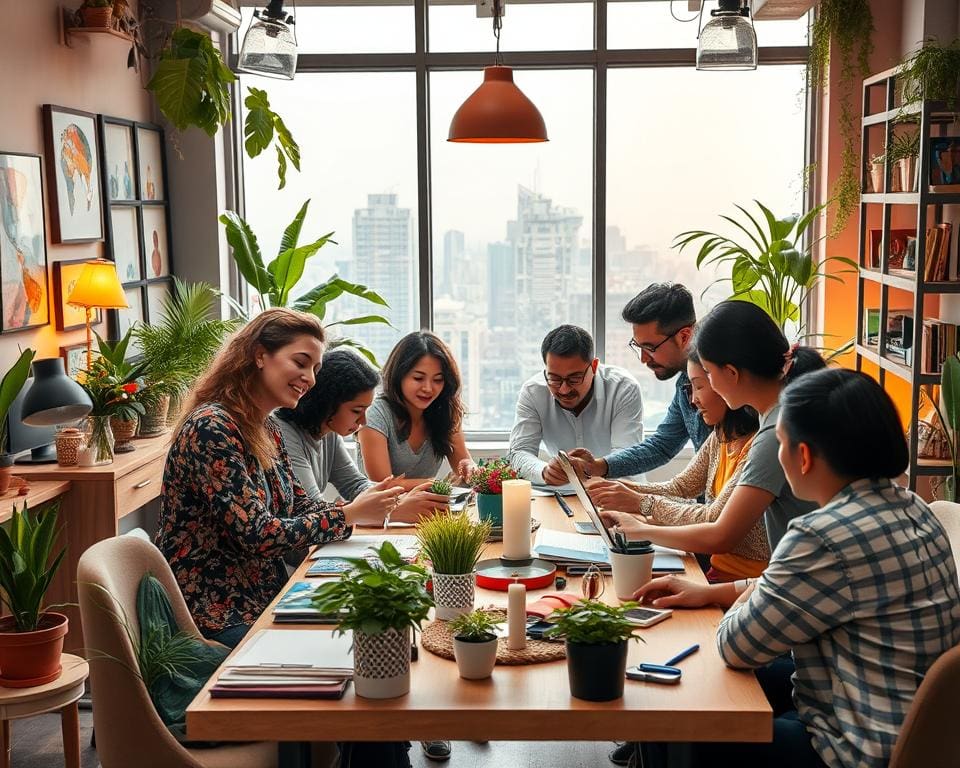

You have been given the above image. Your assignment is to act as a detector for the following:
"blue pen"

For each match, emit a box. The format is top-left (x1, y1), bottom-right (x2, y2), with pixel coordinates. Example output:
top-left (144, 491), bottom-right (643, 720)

top-left (663, 644), bottom-right (700, 667)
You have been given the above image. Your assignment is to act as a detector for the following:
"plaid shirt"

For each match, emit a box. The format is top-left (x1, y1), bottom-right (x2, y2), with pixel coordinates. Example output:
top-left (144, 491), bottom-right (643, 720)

top-left (717, 477), bottom-right (960, 768)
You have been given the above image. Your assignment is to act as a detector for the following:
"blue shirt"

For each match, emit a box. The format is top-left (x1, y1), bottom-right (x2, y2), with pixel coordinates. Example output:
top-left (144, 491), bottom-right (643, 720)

top-left (603, 372), bottom-right (710, 478)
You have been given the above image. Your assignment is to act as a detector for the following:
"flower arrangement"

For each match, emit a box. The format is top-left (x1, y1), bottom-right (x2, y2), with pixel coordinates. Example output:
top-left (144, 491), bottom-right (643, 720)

top-left (79, 330), bottom-right (147, 420)
top-left (466, 457), bottom-right (518, 495)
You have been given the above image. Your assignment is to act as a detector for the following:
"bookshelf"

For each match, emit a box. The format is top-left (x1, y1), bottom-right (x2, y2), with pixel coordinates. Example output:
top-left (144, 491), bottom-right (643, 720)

top-left (854, 66), bottom-right (960, 490)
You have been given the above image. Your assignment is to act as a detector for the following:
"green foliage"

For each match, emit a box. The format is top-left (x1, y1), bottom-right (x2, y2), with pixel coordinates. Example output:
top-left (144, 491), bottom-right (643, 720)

top-left (931, 354), bottom-right (960, 501)
top-left (416, 510), bottom-right (491, 575)
top-left (545, 599), bottom-right (641, 645)
top-left (809, 0), bottom-right (874, 237)
top-left (888, 127), bottom-right (920, 164)
top-left (244, 87), bottom-right (301, 190)
top-left (900, 39), bottom-right (960, 111)
top-left (675, 200), bottom-right (857, 332)
top-left (0, 503), bottom-right (66, 632)
top-left (466, 457), bottom-right (518, 495)
top-left (146, 27), bottom-right (235, 137)
top-left (429, 478), bottom-right (453, 496)
top-left (0, 348), bottom-right (35, 454)
top-left (449, 610), bottom-right (500, 641)
top-left (80, 330), bottom-right (149, 420)
top-left (220, 201), bottom-right (392, 365)
top-left (310, 542), bottom-right (433, 636)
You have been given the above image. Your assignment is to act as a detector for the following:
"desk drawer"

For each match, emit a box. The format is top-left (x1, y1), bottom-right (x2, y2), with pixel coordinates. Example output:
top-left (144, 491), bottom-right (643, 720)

top-left (116, 456), bottom-right (164, 518)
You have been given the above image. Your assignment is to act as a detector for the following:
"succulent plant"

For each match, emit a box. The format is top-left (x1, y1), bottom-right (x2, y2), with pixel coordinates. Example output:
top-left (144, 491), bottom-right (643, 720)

top-left (429, 478), bottom-right (453, 496)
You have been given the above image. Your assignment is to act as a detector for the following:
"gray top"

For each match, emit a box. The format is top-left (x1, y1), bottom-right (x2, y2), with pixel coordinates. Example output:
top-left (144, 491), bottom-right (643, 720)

top-left (737, 403), bottom-right (816, 549)
top-left (358, 395), bottom-right (445, 479)
top-left (276, 417), bottom-right (372, 503)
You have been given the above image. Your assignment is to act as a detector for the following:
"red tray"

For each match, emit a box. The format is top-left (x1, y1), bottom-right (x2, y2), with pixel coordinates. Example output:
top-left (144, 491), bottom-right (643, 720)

top-left (475, 558), bottom-right (557, 591)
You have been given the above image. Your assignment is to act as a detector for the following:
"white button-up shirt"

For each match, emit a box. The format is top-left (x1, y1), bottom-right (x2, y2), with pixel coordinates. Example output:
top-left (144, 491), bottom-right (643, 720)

top-left (508, 363), bottom-right (644, 483)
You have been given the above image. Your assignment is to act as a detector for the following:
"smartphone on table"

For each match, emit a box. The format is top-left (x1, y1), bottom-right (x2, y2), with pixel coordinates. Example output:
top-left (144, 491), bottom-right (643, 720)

top-left (625, 665), bottom-right (682, 684)
top-left (623, 606), bottom-right (673, 628)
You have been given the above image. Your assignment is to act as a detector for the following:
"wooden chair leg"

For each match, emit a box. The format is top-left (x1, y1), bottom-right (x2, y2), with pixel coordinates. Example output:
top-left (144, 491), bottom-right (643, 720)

top-left (0, 720), bottom-right (9, 768)
top-left (61, 703), bottom-right (80, 768)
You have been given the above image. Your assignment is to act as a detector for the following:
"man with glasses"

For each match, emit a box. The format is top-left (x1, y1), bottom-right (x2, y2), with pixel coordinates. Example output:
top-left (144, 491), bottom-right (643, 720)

top-left (569, 283), bottom-right (710, 483)
top-left (509, 324), bottom-right (643, 486)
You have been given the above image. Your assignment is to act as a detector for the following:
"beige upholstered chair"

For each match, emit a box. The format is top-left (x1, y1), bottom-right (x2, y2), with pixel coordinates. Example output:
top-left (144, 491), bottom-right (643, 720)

top-left (929, 500), bottom-right (960, 584)
top-left (77, 535), bottom-right (279, 768)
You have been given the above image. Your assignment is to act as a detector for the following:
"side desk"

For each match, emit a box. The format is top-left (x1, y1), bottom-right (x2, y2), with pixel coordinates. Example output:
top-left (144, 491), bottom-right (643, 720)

top-left (13, 435), bottom-right (171, 651)
top-left (0, 480), bottom-right (71, 524)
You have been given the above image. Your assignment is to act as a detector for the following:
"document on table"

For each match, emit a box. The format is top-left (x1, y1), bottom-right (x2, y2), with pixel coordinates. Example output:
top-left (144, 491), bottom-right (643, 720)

top-left (227, 629), bottom-right (354, 675)
top-left (309, 534), bottom-right (419, 560)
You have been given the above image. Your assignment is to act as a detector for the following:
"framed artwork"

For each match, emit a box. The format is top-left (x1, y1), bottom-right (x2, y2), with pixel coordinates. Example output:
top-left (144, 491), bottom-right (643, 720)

top-left (42, 104), bottom-right (103, 243)
top-left (109, 206), bottom-right (141, 282)
top-left (136, 125), bottom-right (165, 201)
top-left (867, 228), bottom-right (917, 270)
top-left (53, 258), bottom-right (101, 331)
top-left (60, 343), bottom-right (99, 379)
top-left (141, 206), bottom-right (170, 278)
top-left (147, 280), bottom-right (171, 321)
top-left (109, 286), bottom-right (145, 348)
top-left (0, 152), bottom-right (50, 333)
top-left (102, 120), bottom-right (136, 202)
top-left (930, 136), bottom-right (960, 192)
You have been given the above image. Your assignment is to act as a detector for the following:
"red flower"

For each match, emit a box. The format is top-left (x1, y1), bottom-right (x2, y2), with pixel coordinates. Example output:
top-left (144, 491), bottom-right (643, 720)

top-left (122, 383), bottom-right (138, 394)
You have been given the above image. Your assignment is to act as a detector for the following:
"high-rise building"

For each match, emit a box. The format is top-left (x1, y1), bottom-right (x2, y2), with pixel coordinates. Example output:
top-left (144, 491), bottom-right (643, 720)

top-left (487, 241), bottom-right (515, 328)
top-left (439, 230), bottom-right (464, 299)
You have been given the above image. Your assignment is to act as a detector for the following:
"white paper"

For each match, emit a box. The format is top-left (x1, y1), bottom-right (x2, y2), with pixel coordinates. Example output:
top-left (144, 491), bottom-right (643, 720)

top-left (227, 629), bottom-right (353, 672)
top-left (309, 534), bottom-right (419, 561)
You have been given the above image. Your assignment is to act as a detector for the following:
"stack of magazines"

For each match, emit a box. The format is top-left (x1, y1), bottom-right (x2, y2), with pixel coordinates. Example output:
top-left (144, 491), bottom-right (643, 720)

top-left (272, 582), bottom-right (348, 623)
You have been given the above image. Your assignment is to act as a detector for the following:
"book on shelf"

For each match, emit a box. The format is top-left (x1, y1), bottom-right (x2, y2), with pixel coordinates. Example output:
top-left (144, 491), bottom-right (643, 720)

top-left (921, 320), bottom-right (960, 374)
top-left (923, 223), bottom-right (954, 282)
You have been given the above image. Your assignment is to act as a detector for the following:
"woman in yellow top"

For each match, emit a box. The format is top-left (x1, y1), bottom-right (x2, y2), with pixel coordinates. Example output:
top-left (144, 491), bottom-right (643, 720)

top-left (587, 350), bottom-right (768, 581)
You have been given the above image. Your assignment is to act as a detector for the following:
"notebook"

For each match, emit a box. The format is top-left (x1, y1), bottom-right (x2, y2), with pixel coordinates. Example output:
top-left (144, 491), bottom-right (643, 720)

top-left (532, 529), bottom-right (686, 572)
top-left (227, 629), bottom-right (353, 674)
top-left (309, 534), bottom-right (419, 561)
top-left (272, 581), bottom-right (348, 623)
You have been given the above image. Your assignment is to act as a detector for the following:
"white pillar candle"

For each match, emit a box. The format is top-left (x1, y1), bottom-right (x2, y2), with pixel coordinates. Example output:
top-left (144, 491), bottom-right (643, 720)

top-left (507, 581), bottom-right (527, 650)
top-left (501, 479), bottom-right (532, 560)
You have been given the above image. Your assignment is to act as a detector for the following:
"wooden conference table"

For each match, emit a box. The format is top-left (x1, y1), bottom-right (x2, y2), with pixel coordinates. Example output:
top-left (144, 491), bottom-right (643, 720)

top-left (187, 496), bottom-right (772, 744)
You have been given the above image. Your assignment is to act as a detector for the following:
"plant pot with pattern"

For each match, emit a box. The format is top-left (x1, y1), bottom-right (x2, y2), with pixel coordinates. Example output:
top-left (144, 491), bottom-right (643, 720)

top-left (311, 541), bottom-right (433, 699)
top-left (0, 349), bottom-right (35, 494)
top-left (0, 502), bottom-right (68, 687)
top-left (450, 610), bottom-right (500, 680)
top-left (110, 415), bottom-right (138, 453)
top-left (416, 510), bottom-right (490, 621)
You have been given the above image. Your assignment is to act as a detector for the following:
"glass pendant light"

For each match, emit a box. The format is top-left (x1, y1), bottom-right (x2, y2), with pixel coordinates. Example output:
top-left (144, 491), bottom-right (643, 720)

top-left (448, 0), bottom-right (547, 143)
top-left (696, 0), bottom-right (757, 71)
top-left (238, 0), bottom-right (297, 81)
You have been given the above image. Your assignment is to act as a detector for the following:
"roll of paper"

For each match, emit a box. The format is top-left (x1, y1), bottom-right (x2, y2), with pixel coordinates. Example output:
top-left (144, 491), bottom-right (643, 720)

top-left (507, 581), bottom-right (527, 650)
top-left (501, 479), bottom-right (532, 560)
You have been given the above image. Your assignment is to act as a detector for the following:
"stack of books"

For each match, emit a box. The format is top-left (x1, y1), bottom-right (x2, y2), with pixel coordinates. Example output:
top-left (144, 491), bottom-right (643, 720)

top-left (924, 223), bottom-right (955, 282)
top-left (210, 629), bottom-right (354, 699)
top-left (921, 320), bottom-right (960, 374)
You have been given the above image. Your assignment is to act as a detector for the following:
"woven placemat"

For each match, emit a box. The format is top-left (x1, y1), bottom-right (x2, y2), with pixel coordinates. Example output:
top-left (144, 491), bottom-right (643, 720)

top-left (421, 609), bottom-right (566, 665)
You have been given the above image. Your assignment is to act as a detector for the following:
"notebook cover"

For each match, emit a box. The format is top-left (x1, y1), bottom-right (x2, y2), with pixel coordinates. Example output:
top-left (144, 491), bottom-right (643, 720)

top-left (210, 681), bottom-right (349, 699)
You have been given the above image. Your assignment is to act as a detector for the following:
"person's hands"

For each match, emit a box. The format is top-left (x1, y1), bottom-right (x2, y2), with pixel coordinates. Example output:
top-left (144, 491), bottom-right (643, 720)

top-left (391, 481), bottom-right (449, 524)
top-left (633, 576), bottom-right (716, 609)
top-left (541, 458), bottom-right (568, 486)
top-left (597, 510), bottom-right (653, 538)
top-left (343, 476), bottom-right (404, 527)
top-left (586, 478), bottom-right (642, 512)
top-left (567, 448), bottom-right (608, 479)
top-left (456, 458), bottom-right (477, 483)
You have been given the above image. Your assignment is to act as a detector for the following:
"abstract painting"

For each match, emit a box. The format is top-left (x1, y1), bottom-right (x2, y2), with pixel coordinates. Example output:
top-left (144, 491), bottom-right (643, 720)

top-left (60, 343), bottom-right (98, 379)
top-left (0, 152), bottom-right (49, 333)
top-left (53, 258), bottom-right (101, 332)
top-left (136, 126), bottom-right (165, 201)
top-left (103, 121), bottom-right (136, 202)
top-left (110, 206), bottom-right (141, 282)
top-left (141, 206), bottom-right (169, 277)
top-left (43, 105), bottom-right (103, 243)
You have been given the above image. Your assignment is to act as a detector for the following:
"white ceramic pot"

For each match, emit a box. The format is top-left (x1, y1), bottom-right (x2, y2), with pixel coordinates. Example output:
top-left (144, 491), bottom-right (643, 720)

top-left (898, 156), bottom-right (918, 193)
top-left (353, 626), bottom-right (410, 699)
top-left (869, 164), bottom-right (885, 194)
top-left (609, 549), bottom-right (654, 601)
top-left (432, 571), bottom-right (475, 621)
top-left (452, 635), bottom-right (498, 680)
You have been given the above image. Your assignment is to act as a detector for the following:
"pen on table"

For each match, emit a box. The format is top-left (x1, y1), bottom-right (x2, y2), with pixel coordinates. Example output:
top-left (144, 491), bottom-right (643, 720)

top-left (554, 491), bottom-right (574, 518)
top-left (663, 644), bottom-right (700, 667)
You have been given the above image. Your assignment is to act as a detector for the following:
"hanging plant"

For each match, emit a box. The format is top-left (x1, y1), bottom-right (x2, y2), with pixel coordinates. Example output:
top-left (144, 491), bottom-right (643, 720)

top-left (809, 0), bottom-right (874, 237)
top-left (899, 38), bottom-right (960, 112)
top-left (243, 87), bottom-right (301, 190)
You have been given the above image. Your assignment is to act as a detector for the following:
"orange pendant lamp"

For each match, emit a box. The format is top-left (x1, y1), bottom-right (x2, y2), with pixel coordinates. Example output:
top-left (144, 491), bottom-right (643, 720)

top-left (448, 1), bottom-right (548, 144)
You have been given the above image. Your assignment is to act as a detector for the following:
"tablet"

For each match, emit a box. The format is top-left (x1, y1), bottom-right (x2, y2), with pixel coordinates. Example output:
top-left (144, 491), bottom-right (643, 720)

top-left (556, 450), bottom-right (616, 551)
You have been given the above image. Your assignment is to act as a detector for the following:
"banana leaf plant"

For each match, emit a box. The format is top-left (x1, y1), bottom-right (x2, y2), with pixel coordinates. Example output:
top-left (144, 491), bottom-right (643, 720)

top-left (0, 348), bottom-right (36, 457)
top-left (219, 199), bottom-right (392, 365)
top-left (674, 200), bottom-right (857, 333)
top-left (931, 354), bottom-right (960, 501)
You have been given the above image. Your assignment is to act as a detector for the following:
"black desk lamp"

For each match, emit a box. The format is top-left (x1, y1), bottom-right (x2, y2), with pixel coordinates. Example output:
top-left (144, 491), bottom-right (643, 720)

top-left (19, 358), bottom-right (92, 463)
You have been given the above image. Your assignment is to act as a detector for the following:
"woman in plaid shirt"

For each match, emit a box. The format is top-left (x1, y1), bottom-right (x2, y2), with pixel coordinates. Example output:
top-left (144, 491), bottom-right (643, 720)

top-left (632, 369), bottom-right (960, 767)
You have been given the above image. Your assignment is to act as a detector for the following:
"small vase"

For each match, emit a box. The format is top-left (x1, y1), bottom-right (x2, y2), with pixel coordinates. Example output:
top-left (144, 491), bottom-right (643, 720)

top-left (79, 6), bottom-right (113, 28)
top-left (432, 571), bottom-right (475, 621)
top-left (869, 163), bottom-right (885, 194)
top-left (139, 394), bottom-right (170, 437)
top-left (110, 416), bottom-right (138, 453)
top-left (898, 157), bottom-right (918, 193)
top-left (83, 416), bottom-right (114, 465)
top-left (476, 493), bottom-right (503, 526)
top-left (453, 635), bottom-right (498, 680)
top-left (353, 626), bottom-right (411, 699)
top-left (55, 428), bottom-right (84, 467)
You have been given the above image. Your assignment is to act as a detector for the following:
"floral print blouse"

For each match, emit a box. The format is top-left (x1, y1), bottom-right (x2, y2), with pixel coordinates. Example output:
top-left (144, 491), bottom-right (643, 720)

top-left (156, 403), bottom-right (348, 635)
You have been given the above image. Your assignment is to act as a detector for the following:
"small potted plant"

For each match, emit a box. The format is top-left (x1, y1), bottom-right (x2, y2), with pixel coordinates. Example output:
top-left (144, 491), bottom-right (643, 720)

top-left (0, 349), bottom-right (35, 494)
top-left (449, 610), bottom-right (500, 680)
top-left (429, 478), bottom-right (452, 496)
top-left (546, 599), bottom-right (641, 702)
top-left (889, 127), bottom-right (921, 193)
top-left (416, 510), bottom-right (491, 620)
top-left (311, 541), bottom-right (433, 699)
top-left (868, 151), bottom-right (886, 194)
top-left (467, 458), bottom-right (519, 526)
top-left (0, 502), bottom-right (68, 687)
top-left (77, 0), bottom-right (114, 28)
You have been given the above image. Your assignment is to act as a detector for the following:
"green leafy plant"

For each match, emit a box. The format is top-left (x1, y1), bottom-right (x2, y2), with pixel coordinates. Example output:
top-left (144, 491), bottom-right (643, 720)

top-left (416, 510), bottom-right (491, 575)
top-left (675, 200), bottom-right (857, 332)
top-left (900, 38), bottom-right (960, 112)
top-left (80, 329), bottom-right (149, 420)
top-left (449, 610), bottom-right (500, 641)
top-left (429, 478), bottom-right (453, 496)
top-left (220, 200), bottom-right (391, 365)
top-left (809, 0), bottom-right (875, 236)
top-left (545, 600), bottom-right (641, 645)
top-left (310, 541), bottom-right (433, 636)
top-left (0, 502), bottom-right (66, 632)
top-left (888, 125), bottom-right (921, 164)
top-left (244, 87), bottom-right (301, 190)
top-left (146, 27), bottom-right (235, 137)
top-left (0, 348), bottom-right (35, 455)
top-left (930, 354), bottom-right (960, 501)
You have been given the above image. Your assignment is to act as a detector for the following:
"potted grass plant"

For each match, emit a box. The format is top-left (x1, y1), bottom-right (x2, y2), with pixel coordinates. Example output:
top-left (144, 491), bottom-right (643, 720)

top-left (888, 126), bottom-right (920, 193)
top-left (449, 610), bottom-right (500, 680)
top-left (546, 599), bottom-right (641, 702)
top-left (467, 458), bottom-right (518, 526)
top-left (0, 349), bottom-right (35, 494)
top-left (0, 502), bottom-right (68, 687)
top-left (416, 510), bottom-right (491, 620)
top-left (311, 541), bottom-right (432, 699)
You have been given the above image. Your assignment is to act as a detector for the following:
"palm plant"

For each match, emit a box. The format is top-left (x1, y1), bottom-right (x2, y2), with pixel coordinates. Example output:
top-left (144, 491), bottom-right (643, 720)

top-left (674, 200), bottom-right (857, 332)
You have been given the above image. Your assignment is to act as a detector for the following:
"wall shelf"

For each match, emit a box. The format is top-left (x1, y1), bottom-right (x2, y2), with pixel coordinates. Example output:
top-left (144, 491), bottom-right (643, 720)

top-left (58, 6), bottom-right (133, 48)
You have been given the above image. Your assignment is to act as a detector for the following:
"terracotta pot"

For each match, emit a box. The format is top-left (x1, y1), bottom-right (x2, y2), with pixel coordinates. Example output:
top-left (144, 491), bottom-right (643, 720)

top-left (79, 6), bottom-right (113, 28)
top-left (110, 416), bottom-right (138, 453)
top-left (0, 612), bottom-right (68, 688)
top-left (0, 455), bottom-right (12, 495)
top-left (139, 394), bottom-right (170, 437)
top-left (869, 164), bottom-right (885, 194)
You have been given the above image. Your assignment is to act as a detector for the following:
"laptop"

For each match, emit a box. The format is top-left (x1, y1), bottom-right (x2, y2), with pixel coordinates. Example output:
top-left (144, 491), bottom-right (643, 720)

top-left (556, 450), bottom-right (618, 551)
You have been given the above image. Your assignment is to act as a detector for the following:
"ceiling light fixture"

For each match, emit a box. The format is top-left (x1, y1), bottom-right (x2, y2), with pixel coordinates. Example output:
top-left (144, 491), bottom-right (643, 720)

top-left (696, 0), bottom-right (757, 71)
top-left (238, 0), bottom-right (298, 81)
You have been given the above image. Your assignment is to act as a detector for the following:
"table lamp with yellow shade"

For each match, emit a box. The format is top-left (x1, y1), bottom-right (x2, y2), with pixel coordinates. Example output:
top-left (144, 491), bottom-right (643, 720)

top-left (66, 259), bottom-right (128, 371)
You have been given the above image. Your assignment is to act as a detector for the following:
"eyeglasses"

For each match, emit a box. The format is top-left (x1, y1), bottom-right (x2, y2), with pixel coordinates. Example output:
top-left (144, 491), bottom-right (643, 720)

top-left (544, 362), bottom-right (592, 389)
top-left (628, 327), bottom-right (685, 358)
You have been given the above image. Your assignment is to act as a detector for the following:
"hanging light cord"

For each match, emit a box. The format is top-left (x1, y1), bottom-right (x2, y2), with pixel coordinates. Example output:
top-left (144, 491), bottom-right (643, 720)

top-left (492, 0), bottom-right (503, 65)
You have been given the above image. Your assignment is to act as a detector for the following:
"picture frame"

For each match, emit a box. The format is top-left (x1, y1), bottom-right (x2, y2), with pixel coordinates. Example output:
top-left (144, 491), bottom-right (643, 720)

top-left (0, 151), bottom-right (50, 333)
top-left (42, 104), bottom-right (104, 243)
top-left (930, 136), bottom-right (960, 192)
top-left (147, 280), bottom-right (172, 321)
top-left (141, 206), bottom-right (170, 278)
top-left (109, 206), bottom-right (141, 282)
top-left (102, 119), bottom-right (137, 202)
top-left (53, 258), bottom-right (101, 331)
top-left (60, 342), bottom-right (98, 379)
top-left (867, 228), bottom-right (917, 271)
top-left (108, 286), bottom-right (145, 351)
top-left (136, 125), bottom-right (165, 201)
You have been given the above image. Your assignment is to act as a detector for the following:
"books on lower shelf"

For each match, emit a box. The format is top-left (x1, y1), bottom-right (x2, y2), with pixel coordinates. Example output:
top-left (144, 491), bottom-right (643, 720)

top-left (531, 529), bottom-right (686, 572)
top-left (923, 222), bottom-right (955, 282)
top-left (921, 320), bottom-right (960, 374)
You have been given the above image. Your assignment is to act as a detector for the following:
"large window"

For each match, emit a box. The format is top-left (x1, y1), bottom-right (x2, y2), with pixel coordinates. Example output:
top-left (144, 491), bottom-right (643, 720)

top-left (238, 2), bottom-right (809, 435)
